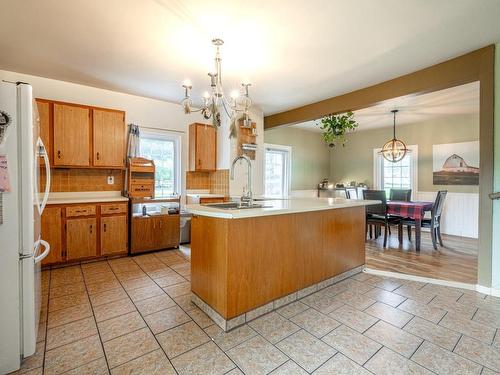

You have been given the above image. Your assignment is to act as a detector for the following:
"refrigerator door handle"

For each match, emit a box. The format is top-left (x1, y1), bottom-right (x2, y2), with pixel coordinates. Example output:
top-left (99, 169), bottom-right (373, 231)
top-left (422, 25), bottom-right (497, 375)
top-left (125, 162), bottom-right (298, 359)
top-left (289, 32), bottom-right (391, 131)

top-left (35, 137), bottom-right (51, 215)
top-left (34, 239), bottom-right (50, 264)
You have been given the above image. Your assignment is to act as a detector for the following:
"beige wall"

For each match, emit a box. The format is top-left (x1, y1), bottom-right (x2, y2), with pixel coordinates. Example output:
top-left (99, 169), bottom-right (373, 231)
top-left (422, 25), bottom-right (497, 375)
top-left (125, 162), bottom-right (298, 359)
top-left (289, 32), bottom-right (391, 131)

top-left (264, 127), bottom-right (330, 190)
top-left (330, 113), bottom-right (479, 193)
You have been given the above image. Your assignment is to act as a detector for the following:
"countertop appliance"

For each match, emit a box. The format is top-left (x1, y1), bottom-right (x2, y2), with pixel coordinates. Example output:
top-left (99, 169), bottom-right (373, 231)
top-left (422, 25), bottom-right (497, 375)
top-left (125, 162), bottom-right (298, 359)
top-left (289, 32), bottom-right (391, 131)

top-left (0, 82), bottom-right (51, 373)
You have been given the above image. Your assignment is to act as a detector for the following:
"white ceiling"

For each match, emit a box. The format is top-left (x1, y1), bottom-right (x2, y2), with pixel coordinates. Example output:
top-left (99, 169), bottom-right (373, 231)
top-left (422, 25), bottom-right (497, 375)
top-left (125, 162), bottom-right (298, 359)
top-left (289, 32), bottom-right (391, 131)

top-left (291, 81), bottom-right (480, 132)
top-left (0, 1), bottom-right (498, 115)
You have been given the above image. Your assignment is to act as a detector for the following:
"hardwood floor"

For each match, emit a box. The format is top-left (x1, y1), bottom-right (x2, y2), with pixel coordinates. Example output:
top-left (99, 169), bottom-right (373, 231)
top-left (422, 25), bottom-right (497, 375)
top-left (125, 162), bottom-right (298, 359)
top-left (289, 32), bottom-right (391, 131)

top-left (365, 228), bottom-right (478, 284)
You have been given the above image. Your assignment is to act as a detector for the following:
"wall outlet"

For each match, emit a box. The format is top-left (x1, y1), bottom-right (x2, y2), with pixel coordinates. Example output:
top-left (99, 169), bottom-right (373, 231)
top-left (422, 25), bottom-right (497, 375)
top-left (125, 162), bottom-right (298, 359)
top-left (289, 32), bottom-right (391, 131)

top-left (107, 176), bottom-right (114, 185)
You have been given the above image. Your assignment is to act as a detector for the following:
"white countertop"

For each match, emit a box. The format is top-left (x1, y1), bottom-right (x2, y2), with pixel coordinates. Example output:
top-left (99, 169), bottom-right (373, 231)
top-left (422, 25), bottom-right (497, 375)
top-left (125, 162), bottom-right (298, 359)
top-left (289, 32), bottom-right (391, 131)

top-left (185, 197), bottom-right (380, 219)
top-left (45, 191), bottom-right (129, 205)
top-left (186, 193), bottom-right (226, 198)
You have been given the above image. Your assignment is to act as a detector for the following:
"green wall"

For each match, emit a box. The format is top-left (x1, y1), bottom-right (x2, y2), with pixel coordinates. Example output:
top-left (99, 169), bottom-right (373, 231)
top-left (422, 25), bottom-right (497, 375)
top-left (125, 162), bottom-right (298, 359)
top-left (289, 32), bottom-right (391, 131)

top-left (264, 127), bottom-right (330, 190)
top-left (330, 113), bottom-right (479, 193)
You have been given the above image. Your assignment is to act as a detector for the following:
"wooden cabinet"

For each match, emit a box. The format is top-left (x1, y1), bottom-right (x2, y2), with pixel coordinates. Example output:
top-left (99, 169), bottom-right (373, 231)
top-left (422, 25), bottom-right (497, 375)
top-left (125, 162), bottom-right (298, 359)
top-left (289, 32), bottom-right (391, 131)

top-left (101, 215), bottom-right (127, 255)
top-left (41, 207), bottom-right (63, 266)
top-left (36, 100), bottom-right (51, 165)
top-left (93, 109), bottom-right (125, 168)
top-left (53, 103), bottom-right (91, 167)
top-left (66, 218), bottom-right (97, 260)
top-left (131, 214), bottom-right (180, 254)
top-left (156, 215), bottom-right (180, 249)
top-left (189, 123), bottom-right (217, 171)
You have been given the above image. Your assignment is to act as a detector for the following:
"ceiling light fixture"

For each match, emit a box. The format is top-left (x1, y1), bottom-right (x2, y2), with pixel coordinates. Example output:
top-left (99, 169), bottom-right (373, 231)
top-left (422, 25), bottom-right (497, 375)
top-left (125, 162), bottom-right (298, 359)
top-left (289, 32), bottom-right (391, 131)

top-left (380, 109), bottom-right (408, 163)
top-left (181, 38), bottom-right (253, 128)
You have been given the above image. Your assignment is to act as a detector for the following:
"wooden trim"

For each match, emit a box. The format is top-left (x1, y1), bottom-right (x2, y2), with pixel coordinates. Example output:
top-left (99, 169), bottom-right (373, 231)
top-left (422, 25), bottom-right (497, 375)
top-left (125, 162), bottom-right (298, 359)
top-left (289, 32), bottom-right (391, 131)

top-left (263, 44), bottom-right (495, 287)
top-left (35, 98), bottom-right (125, 115)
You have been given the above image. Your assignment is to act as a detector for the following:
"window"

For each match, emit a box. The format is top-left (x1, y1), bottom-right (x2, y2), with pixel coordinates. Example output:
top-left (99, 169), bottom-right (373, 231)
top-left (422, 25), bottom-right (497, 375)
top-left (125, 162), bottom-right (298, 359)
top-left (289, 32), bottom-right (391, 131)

top-left (140, 130), bottom-right (180, 197)
top-left (264, 144), bottom-right (291, 197)
top-left (373, 145), bottom-right (418, 198)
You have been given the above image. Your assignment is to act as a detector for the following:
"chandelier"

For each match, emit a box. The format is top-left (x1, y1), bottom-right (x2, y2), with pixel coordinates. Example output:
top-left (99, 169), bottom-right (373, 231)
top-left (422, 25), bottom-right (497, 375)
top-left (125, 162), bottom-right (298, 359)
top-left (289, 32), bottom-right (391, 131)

top-left (380, 109), bottom-right (408, 163)
top-left (181, 38), bottom-right (253, 128)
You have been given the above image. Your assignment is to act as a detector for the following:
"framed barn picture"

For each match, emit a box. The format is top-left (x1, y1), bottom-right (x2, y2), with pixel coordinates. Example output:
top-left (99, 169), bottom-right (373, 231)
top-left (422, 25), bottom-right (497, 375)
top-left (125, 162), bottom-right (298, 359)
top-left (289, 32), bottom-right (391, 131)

top-left (433, 141), bottom-right (479, 185)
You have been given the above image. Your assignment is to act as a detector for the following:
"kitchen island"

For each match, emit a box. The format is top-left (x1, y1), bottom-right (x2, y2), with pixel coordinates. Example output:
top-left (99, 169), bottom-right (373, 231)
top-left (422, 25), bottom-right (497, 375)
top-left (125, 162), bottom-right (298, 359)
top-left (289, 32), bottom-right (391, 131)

top-left (186, 198), bottom-right (378, 331)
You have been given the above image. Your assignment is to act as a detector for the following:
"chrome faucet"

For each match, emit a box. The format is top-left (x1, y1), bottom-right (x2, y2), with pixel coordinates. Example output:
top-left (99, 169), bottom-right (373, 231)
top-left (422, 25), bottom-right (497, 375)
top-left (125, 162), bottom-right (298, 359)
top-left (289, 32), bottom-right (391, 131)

top-left (230, 155), bottom-right (253, 206)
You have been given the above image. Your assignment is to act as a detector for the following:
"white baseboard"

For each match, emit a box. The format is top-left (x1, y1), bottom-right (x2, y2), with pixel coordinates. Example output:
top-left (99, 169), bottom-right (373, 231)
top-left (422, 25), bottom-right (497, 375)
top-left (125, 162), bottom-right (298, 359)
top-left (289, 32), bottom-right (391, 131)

top-left (364, 267), bottom-right (499, 297)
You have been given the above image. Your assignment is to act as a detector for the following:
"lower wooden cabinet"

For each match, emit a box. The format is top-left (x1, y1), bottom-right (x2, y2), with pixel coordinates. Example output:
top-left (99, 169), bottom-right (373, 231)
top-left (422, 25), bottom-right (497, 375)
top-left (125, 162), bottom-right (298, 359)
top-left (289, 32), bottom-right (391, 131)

top-left (156, 215), bottom-right (180, 249)
top-left (131, 214), bottom-right (180, 254)
top-left (41, 207), bottom-right (63, 266)
top-left (101, 215), bottom-right (127, 255)
top-left (66, 218), bottom-right (97, 260)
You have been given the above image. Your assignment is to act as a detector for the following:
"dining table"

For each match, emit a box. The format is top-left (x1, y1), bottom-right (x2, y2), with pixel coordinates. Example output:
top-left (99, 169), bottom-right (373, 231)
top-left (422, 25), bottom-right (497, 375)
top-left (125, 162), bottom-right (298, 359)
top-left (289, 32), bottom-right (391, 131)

top-left (387, 200), bottom-right (434, 251)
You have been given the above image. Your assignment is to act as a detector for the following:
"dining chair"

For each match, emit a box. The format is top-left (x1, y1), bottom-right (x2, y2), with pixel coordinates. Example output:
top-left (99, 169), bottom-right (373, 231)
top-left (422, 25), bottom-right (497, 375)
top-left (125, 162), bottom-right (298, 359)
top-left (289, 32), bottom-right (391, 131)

top-left (363, 190), bottom-right (402, 248)
top-left (403, 190), bottom-right (447, 250)
top-left (389, 189), bottom-right (412, 202)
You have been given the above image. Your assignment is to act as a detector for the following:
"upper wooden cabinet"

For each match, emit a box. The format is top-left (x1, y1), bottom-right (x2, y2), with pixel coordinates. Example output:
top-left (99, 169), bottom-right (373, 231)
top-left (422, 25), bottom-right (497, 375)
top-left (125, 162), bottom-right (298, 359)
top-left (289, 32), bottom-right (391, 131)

top-left (189, 123), bottom-right (217, 171)
top-left (93, 109), bottom-right (126, 168)
top-left (35, 99), bottom-right (126, 169)
top-left (53, 103), bottom-right (91, 167)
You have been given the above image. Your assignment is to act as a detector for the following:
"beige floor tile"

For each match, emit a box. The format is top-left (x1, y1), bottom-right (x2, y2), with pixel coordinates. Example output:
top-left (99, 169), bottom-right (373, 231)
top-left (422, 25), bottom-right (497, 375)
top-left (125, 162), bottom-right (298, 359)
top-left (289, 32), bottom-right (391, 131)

top-left (49, 282), bottom-right (86, 298)
top-left (205, 324), bottom-right (258, 352)
top-left (454, 335), bottom-right (500, 372)
top-left (156, 321), bottom-right (210, 358)
top-left (364, 302), bottom-right (413, 328)
top-left (110, 349), bottom-right (175, 375)
top-left (335, 290), bottom-right (377, 311)
top-left (300, 291), bottom-right (344, 314)
top-left (109, 263), bottom-right (142, 274)
top-left (403, 316), bottom-right (461, 351)
top-left (163, 281), bottom-right (191, 298)
top-left (114, 270), bottom-right (147, 282)
top-left (276, 301), bottom-right (309, 319)
top-left (328, 304), bottom-right (378, 333)
top-left (46, 316), bottom-right (98, 350)
top-left (290, 308), bottom-right (341, 338)
top-left (439, 312), bottom-right (496, 344)
top-left (364, 320), bottom-right (422, 358)
top-left (420, 284), bottom-right (464, 301)
top-left (47, 303), bottom-right (93, 329)
top-left (227, 336), bottom-right (287, 374)
top-left (472, 308), bottom-right (500, 329)
top-left (321, 325), bottom-right (382, 365)
top-left (312, 353), bottom-right (371, 375)
top-left (85, 280), bottom-right (122, 295)
top-left (48, 291), bottom-right (89, 312)
top-left (135, 293), bottom-right (176, 316)
top-left (93, 298), bottom-right (136, 323)
top-left (12, 367), bottom-right (44, 375)
top-left (365, 347), bottom-right (433, 375)
top-left (50, 273), bottom-right (84, 288)
top-left (37, 320), bottom-right (46, 343)
top-left (63, 357), bottom-right (109, 375)
top-left (411, 341), bottom-right (482, 375)
top-left (172, 294), bottom-right (197, 312)
top-left (127, 284), bottom-right (164, 302)
top-left (121, 276), bottom-right (157, 291)
top-left (482, 367), bottom-right (499, 375)
top-left (83, 272), bottom-right (117, 285)
top-left (351, 273), bottom-right (376, 283)
top-left (143, 305), bottom-right (191, 334)
top-left (98, 311), bottom-right (146, 342)
top-left (370, 278), bottom-right (404, 292)
top-left (19, 341), bottom-right (45, 372)
top-left (270, 360), bottom-right (308, 374)
top-left (154, 273), bottom-right (186, 288)
top-left (333, 279), bottom-right (373, 294)
top-left (393, 285), bottom-right (435, 304)
top-left (44, 335), bottom-right (104, 375)
top-left (103, 327), bottom-right (159, 369)
top-left (139, 262), bottom-right (170, 273)
top-left (276, 330), bottom-right (336, 372)
top-left (429, 296), bottom-right (478, 319)
top-left (172, 341), bottom-right (235, 375)
top-left (186, 307), bottom-right (215, 328)
top-left (89, 288), bottom-right (128, 307)
top-left (145, 267), bottom-right (176, 279)
top-left (397, 298), bottom-right (447, 324)
top-left (249, 312), bottom-right (300, 344)
top-left (363, 288), bottom-right (407, 307)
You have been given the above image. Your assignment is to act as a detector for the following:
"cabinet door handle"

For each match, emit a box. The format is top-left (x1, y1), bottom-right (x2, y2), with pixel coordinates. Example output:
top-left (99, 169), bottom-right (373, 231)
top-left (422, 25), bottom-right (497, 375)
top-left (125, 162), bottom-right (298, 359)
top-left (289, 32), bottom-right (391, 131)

top-left (57, 150), bottom-right (61, 159)
top-left (89, 224), bottom-right (93, 234)
top-left (96, 152), bottom-right (100, 160)
top-left (103, 223), bottom-right (107, 232)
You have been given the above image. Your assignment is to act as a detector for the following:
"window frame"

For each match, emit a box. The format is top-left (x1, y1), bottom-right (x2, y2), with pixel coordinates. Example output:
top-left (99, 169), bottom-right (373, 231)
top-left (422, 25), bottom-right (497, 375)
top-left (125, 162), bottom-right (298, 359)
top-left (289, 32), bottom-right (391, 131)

top-left (373, 144), bottom-right (418, 198)
top-left (263, 143), bottom-right (292, 198)
top-left (139, 129), bottom-right (181, 197)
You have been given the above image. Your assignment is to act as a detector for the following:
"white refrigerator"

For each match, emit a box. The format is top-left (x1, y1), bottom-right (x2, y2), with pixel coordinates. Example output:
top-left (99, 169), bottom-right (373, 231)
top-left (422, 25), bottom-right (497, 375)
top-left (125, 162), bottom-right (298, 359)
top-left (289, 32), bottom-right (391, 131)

top-left (0, 81), bottom-right (51, 374)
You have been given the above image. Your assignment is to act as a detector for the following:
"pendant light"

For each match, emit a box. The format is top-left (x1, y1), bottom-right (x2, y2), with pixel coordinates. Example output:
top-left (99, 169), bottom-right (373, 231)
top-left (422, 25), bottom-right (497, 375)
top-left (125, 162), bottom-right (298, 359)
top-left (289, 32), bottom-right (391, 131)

top-left (380, 109), bottom-right (407, 163)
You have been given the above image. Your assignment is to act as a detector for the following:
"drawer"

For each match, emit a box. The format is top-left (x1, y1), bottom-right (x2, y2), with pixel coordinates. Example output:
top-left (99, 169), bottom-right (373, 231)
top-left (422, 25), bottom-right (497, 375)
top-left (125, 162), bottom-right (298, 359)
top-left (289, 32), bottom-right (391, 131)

top-left (101, 203), bottom-right (128, 215)
top-left (66, 205), bottom-right (96, 217)
top-left (130, 183), bottom-right (154, 197)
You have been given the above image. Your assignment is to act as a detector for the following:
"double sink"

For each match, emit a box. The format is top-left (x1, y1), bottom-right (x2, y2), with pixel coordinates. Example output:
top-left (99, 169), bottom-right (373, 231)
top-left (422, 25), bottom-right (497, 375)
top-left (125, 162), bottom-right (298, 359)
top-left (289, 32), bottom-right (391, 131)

top-left (203, 198), bottom-right (273, 210)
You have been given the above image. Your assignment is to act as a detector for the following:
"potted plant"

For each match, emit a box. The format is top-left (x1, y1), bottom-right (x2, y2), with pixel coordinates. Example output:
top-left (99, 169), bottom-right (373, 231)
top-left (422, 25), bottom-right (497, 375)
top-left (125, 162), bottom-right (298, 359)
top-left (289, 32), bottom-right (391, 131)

top-left (317, 111), bottom-right (358, 147)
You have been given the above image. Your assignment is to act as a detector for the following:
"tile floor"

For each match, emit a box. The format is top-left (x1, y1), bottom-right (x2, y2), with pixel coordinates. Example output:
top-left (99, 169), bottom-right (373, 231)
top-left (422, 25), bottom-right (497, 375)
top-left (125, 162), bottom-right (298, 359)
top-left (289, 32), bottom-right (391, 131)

top-left (12, 246), bottom-right (500, 375)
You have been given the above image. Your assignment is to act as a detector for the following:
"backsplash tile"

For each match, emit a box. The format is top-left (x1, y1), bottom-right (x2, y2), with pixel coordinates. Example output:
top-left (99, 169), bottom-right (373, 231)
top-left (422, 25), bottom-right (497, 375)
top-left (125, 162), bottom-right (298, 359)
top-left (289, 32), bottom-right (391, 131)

top-left (186, 169), bottom-right (229, 196)
top-left (41, 169), bottom-right (124, 192)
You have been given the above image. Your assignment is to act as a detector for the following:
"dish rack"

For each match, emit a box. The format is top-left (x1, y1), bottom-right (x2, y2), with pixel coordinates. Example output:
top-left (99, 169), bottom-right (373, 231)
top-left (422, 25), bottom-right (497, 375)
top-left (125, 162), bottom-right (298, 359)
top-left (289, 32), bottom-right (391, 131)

top-left (128, 157), bottom-right (155, 198)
